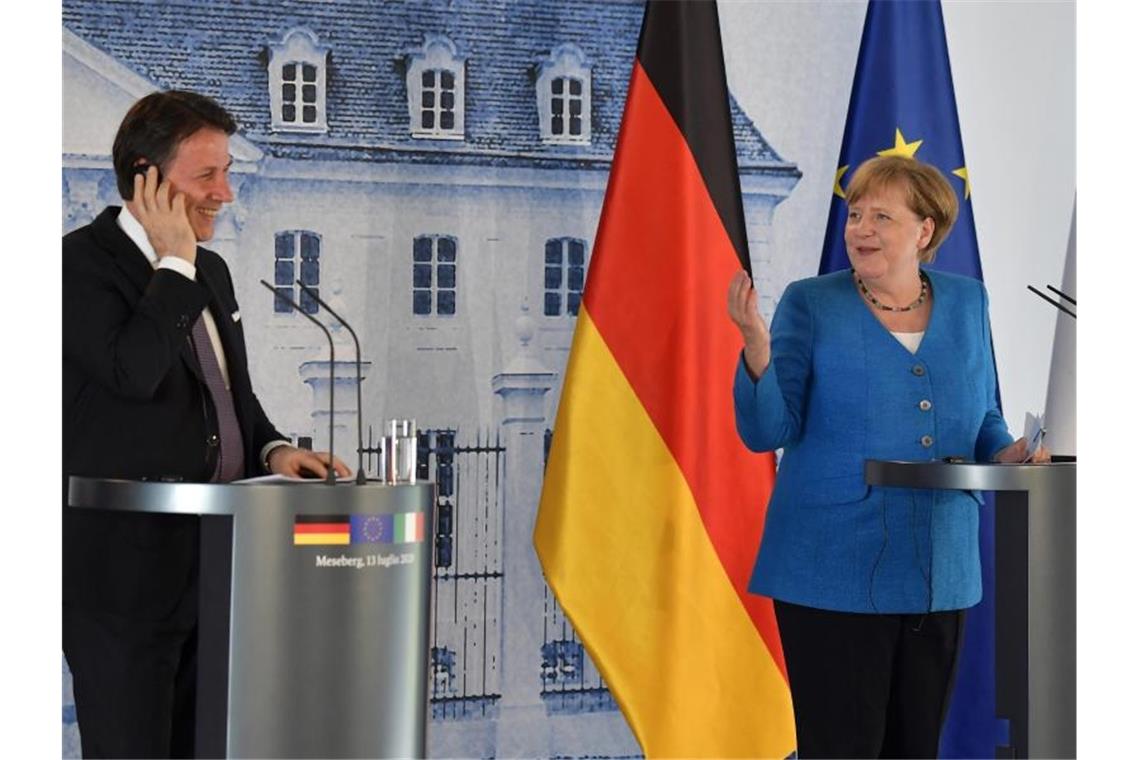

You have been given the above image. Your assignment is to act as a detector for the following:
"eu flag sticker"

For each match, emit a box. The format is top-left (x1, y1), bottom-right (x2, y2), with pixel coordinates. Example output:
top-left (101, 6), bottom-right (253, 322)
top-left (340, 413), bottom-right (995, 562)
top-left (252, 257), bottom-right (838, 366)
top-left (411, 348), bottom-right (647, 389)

top-left (350, 514), bottom-right (393, 544)
top-left (344, 513), bottom-right (424, 544)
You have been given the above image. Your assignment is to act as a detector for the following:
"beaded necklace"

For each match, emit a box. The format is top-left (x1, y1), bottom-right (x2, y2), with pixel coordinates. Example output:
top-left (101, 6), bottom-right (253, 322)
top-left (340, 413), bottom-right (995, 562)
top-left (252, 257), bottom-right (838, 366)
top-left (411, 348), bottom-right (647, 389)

top-left (855, 271), bottom-right (929, 312)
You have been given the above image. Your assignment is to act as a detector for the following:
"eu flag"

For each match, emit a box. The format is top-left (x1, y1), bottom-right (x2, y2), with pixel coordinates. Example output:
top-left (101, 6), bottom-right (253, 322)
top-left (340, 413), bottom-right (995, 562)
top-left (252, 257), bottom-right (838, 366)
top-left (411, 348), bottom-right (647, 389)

top-left (819, 1), bottom-right (1004, 757)
top-left (350, 514), bottom-right (393, 545)
top-left (820, 0), bottom-right (980, 279)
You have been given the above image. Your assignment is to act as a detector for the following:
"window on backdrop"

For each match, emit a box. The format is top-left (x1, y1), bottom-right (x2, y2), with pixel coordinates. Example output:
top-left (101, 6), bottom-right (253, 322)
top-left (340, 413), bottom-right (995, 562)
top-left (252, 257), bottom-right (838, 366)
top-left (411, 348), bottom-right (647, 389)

top-left (420, 69), bottom-right (458, 133)
top-left (405, 36), bottom-right (465, 140)
top-left (274, 230), bottom-right (321, 314)
top-left (544, 237), bottom-right (587, 317)
top-left (413, 234), bottom-right (458, 316)
top-left (281, 62), bottom-right (320, 125)
top-left (550, 77), bottom-right (585, 139)
top-left (536, 45), bottom-right (591, 146)
top-left (267, 28), bottom-right (329, 133)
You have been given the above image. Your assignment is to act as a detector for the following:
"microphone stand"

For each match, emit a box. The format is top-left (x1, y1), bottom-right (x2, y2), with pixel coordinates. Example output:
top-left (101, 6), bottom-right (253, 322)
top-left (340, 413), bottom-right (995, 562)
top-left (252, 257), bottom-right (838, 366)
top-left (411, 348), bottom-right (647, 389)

top-left (296, 281), bottom-right (368, 485)
top-left (1027, 284), bottom-right (1076, 319)
top-left (259, 280), bottom-right (337, 485)
top-left (1046, 284), bottom-right (1076, 306)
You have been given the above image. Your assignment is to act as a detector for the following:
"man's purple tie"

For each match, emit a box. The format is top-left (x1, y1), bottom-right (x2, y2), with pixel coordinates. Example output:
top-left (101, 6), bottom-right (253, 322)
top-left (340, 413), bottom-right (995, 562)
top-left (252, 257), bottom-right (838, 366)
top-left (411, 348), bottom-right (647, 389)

top-left (190, 313), bottom-right (245, 482)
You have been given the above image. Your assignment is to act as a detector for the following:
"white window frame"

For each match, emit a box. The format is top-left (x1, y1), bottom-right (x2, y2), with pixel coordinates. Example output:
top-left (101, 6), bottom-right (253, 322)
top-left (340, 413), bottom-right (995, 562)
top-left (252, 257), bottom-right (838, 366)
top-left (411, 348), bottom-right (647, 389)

top-left (543, 237), bottom-right (587, 317)
top-left (268, 28), bottom-right (330, 133)
top-left (405, 36), bottom-right (466, 141)
top-left (273, 230), bottom-right (322, 315)
top-left (412, 234), bottom-right (459, 317)
top-left (536, 44), bottom-right (591, 146)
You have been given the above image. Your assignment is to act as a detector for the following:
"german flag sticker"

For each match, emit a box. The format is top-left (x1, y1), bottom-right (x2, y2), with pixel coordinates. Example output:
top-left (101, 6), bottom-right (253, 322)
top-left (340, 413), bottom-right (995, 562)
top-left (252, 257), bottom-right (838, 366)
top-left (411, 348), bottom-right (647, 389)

top-left (293, 515), bottom-right (350, 545)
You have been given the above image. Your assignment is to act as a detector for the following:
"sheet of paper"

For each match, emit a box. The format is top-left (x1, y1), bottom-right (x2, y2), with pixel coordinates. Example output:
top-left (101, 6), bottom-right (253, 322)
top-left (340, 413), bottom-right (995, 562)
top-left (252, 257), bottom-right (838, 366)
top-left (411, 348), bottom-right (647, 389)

top-left (1023, 411), bottom-right (1045, 460)
top-left (233, 473), bottom-right (358, 484)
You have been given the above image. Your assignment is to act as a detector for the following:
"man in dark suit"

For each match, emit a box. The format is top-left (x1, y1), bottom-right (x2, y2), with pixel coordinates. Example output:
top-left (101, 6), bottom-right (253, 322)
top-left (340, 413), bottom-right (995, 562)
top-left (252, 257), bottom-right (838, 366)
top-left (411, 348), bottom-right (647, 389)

top-left (62, 90), bottom-right (350, 758)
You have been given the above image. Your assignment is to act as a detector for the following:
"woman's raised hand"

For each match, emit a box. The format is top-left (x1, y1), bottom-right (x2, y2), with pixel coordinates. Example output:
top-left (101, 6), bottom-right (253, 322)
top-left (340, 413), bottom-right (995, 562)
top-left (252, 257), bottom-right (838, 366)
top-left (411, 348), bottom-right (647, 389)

top-left (727, 270), bottom-right (771, 379)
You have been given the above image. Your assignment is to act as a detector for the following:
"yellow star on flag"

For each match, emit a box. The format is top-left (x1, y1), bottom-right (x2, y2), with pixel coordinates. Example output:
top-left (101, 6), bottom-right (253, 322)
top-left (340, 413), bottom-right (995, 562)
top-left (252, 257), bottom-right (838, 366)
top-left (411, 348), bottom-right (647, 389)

top-left (952, 166), bottom-right (971, 199)
top-left (833, 165), bottom-right (849, 199)
top-left (877, 128), bottom-right (922, 159)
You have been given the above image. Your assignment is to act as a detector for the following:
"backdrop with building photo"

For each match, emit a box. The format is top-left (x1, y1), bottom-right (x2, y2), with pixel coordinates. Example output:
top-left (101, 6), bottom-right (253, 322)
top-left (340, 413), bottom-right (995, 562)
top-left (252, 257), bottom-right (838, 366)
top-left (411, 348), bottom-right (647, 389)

top-left (61, 1), bottom-right (1074, 757)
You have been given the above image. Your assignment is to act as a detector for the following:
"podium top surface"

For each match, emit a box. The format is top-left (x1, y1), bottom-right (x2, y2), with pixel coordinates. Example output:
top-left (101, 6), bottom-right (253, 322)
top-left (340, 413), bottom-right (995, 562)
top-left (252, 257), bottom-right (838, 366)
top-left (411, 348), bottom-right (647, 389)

top-left (864, 460), bottom-right (1075, 492)
top-left (68, 476), bottom-right (434, 516)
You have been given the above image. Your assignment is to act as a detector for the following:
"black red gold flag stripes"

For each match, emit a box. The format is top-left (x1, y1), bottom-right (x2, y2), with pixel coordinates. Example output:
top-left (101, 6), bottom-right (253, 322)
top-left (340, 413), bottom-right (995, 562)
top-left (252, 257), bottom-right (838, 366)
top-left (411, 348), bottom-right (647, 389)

top-left (294, 514), bottom-right (351, 545)
top-left (534, 1), bottom-right (794, 756)
top-left (636, 1), bottom-right (751, 272)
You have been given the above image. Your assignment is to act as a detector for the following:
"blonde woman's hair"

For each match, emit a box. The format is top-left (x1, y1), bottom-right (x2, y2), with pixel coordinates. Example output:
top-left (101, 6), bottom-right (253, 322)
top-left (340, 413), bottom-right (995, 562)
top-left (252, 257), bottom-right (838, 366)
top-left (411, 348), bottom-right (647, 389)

top-left (845, 155), bottom-right (960, 263)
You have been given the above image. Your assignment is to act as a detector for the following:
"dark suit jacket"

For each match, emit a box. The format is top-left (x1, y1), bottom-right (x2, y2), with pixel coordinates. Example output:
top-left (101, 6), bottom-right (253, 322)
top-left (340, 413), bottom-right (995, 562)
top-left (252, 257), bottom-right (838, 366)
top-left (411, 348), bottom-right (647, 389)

top-left (63, 206), bottom-right (284, 621)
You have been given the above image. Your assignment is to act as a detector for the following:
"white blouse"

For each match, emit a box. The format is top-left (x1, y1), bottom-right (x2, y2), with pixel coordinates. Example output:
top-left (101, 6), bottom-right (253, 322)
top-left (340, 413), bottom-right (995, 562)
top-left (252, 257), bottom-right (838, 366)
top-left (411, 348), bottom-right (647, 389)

top-left (890, 330), bottom-right (925, 354)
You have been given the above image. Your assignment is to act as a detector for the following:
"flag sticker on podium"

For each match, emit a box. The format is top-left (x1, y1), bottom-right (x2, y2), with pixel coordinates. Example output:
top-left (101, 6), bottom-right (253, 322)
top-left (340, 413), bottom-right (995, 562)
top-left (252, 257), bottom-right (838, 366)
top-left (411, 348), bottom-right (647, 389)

top-left (348, 513), bottom-right (424, 544)
top-left (394, 512), bottom-right (424, 543)
top-left (350, 514), bottom-right (394, 544)
top-left (293, 515), bottom-right (351, 545)
top-left (295, 513), bottom-right (424, 546)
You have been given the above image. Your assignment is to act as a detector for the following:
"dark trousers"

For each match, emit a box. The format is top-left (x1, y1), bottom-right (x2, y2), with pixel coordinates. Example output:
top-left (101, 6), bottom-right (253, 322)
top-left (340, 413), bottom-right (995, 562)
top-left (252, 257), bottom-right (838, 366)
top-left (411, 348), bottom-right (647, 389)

top-left (774, 600), bottom-right (965, 759)
top-left (63, 601), bottom-right (198, 759)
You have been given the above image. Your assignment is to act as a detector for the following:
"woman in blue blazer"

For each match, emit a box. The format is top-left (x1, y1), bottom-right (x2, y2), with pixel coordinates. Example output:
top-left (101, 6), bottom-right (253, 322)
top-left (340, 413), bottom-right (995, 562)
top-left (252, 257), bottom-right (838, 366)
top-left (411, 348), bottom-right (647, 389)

top-left (727, 156), bottom-right (1048, 758)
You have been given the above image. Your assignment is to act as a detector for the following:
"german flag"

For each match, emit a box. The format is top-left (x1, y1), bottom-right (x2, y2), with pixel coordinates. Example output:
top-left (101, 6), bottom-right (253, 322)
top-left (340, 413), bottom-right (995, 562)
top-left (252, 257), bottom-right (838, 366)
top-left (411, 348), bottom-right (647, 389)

top-left (293, 515), bottom-right (351, 546)
top-left (533, 1), bottom-right (794, 756)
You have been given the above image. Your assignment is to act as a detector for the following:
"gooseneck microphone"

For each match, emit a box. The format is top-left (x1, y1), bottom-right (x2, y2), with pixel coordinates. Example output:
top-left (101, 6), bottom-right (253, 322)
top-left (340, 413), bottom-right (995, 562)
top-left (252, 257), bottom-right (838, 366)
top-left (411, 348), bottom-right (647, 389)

top-left (296, 281), bottom-right (368, 485)
top-left (259, 280), bottom-right (337, 485)
top-left (1045, 284), bottom-right (1076, 306)
top-left (1027, 283), bottom-right (1076, 319)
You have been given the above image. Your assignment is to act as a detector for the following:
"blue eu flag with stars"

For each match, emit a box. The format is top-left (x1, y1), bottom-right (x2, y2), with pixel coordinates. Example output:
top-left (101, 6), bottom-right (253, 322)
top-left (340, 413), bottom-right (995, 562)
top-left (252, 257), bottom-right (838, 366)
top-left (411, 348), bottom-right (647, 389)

top-left (820, 0), bottom-right (980, 279)
top-left (818, 2), bottom-right (1004, 757)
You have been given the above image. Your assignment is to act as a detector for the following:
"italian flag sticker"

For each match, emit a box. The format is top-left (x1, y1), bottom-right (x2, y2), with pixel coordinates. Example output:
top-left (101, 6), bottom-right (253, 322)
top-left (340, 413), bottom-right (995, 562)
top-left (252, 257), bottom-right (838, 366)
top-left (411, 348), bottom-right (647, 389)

top-left (394, 512), bottom-right (424, 543)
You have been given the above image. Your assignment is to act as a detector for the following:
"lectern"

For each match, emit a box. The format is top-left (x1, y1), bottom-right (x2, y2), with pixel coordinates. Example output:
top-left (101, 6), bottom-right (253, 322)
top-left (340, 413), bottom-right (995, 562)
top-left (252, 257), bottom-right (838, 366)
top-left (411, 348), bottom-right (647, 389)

top-left (68, 477), bottom-right (435, 759)
top-left (864, 460), bottom-right (1076, 759)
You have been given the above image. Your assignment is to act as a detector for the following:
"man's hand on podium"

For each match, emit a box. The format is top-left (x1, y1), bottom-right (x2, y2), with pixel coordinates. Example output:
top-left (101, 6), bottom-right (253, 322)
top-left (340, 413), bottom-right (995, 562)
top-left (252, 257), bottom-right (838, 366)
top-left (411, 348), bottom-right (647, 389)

top-left (268, 445), bottom-right (353, 479)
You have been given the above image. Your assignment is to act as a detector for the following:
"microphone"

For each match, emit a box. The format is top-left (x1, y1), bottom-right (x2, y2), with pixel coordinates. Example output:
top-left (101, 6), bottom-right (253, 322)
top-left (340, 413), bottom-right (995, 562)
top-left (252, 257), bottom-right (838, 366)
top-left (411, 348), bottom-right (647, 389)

top-left (1045, 284), bottom-right (1076, 306)
top-left (259, 280), bottom-right (337, 485)
top-left (1027, 284), bottom-right (1076, 319)
top-left (296, 281), bottom-right (368, 485)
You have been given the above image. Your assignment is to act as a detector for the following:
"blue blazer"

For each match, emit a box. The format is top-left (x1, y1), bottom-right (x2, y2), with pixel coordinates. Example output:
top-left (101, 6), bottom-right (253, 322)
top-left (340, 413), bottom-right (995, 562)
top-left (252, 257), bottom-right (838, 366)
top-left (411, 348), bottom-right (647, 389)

top-left (733, 269), bottom-right (1013, 613)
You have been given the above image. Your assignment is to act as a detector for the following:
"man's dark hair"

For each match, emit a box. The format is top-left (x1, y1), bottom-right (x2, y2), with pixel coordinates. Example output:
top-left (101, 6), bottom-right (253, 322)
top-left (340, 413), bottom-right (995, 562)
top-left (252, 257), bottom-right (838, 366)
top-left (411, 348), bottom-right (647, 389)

top-left (112, 90), bottom-right (237, 200)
